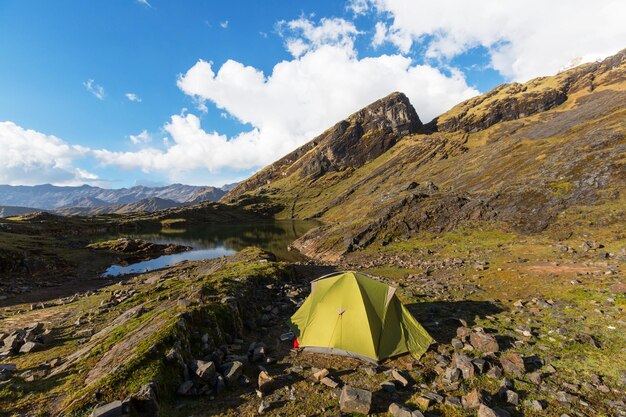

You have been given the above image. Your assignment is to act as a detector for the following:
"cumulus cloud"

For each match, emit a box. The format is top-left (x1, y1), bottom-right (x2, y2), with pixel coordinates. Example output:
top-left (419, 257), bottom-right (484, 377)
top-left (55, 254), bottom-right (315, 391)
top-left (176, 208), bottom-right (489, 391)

top-left (129, 130), bottom-right (151, 145)
top-left (125, 92), bottom-right (142, 102)
top-left (220, 20), bottom-right (229, 29)
top-left (0, 121), bottom-right (99, 186)
top-left (367, 0), bottom-right (626, 81)
top-left (93, 17), bottom-right (478, 177)
top-left (84, 79), bottom-right (106, 100)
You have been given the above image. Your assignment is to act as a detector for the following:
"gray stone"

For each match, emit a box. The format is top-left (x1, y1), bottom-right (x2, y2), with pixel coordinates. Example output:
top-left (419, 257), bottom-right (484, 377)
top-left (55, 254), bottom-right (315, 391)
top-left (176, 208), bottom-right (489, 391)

top-left (472, 358), bottom-right (486, 373)
top-left (451, 338), bottom-right (464, 349)
top-left (339, 385), bottom-right (372, 414)
top-left (389, 402), bottom-right (424, 417)
top-left (90, 400), bottom-right (128, 417)
top-left (128, 382), bottom-right (159, 417)
top-left (19, 341), bottom-right (43, 353)
top-left (423, 391), bottom-right (444, 403)
top-left (476, 404), bottom-right (509, 417)
top-left (444, 396), bottom-right (462, 408)
top-left (524, 399), bottom-right (544, 411)
top-left (556, 391), bottom-right (578, 403)
top-left (444, 367), bottom-right (461, 382)
top-left (503, 389), bottom-right (519, 405)
top-left (527, 371), bottom-right (542, 385)
top-left (453, 353), bottom-right (474, 379)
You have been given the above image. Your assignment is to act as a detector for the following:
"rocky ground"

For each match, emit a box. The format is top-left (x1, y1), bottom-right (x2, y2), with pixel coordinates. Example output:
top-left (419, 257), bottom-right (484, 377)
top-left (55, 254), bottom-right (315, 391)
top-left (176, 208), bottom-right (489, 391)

top-left (0, 225), bottom-right (624, 417)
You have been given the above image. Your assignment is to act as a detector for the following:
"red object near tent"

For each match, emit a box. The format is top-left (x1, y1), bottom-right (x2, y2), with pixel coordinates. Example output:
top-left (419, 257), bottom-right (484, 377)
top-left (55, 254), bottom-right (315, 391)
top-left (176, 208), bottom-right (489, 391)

top-left (293, 338), bottom-right (299, 348)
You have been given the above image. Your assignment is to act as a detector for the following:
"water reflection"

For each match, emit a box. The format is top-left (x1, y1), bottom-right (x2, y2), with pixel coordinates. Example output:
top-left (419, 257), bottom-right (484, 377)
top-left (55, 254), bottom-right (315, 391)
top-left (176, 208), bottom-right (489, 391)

top-left (101, 220), bottom-right (318, 276)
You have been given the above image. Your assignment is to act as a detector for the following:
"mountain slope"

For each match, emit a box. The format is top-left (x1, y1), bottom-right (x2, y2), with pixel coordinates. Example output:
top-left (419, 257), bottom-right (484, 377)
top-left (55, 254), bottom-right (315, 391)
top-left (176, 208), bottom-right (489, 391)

top-left (224, 49), bottom-right (626, 261)
top-left (0, 183), bottom-right (228, 210)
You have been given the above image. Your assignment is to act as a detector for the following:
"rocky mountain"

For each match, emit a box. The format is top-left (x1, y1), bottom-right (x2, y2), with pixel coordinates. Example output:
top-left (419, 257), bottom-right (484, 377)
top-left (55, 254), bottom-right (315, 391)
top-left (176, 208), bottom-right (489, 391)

top-left (225, 49), bottom-right (626, 261)
top-left (0, 183), bottom-right (229, 210)
top-left (53, 197), bottom-right (184, 216)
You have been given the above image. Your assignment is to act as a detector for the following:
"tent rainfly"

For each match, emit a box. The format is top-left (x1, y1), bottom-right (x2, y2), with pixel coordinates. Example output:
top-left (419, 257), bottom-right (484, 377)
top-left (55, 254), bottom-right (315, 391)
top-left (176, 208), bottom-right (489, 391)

top-left (289, 271), bottom-right (433, 363)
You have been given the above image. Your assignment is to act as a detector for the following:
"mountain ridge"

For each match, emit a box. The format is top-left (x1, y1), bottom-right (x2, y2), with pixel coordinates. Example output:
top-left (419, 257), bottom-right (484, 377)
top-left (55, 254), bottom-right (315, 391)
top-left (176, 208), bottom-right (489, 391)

top-left (0, 183), bottom-right (231, 210)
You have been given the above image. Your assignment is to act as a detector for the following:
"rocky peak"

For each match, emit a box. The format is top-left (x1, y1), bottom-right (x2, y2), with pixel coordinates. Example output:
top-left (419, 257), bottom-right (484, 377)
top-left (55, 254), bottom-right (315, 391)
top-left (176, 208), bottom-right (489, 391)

top-left (226, 92), bottom-right (422, 199)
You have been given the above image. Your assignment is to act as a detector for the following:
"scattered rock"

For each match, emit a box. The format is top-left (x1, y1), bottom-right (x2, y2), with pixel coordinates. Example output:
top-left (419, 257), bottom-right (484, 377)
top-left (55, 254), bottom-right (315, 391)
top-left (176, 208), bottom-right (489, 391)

top-left (478, 404), bottom-right (510, 417)
top-left (222, 361), bottom-right (244, 385)
top-left (502, 389), bottom-right (519, 405)
top-left (258, 400), bottom-right (271, 414)
top-left (90, 400), bottom-right (128, 417)
top-left (524, 399), bottom-right (544, 411)
top-left (462, 389), bottom-right (485, 409)
top-left (320, 376), bottom-right (339, 389)
top-left (527, 371), bottom-right (542, 385)
top-left (312, 368), bottom-right (329, 382)
top-left (453, 353), bottom-right (475, 379)
top-left (470, 330), bottom-right (499, 353)
top-left (391, 369), bottom-right (409, 387)
top-left (192, 360), bottom-right (216, 382)
top-left (127, 382), bottom-right (159, 417)
top-left (389, 402), bottom-right (424, 417)
top-left (258, 371), bottom-right (275, 395)
top-left (339, 385), bottom-right (372, 414)
top-left (500, 353), bottom-right (525, 377)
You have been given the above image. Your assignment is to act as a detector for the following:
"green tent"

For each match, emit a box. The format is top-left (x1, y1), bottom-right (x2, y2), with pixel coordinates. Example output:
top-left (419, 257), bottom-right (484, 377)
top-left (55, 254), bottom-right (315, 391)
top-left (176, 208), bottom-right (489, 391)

top-left (289, 271), bottom-right (433, 363)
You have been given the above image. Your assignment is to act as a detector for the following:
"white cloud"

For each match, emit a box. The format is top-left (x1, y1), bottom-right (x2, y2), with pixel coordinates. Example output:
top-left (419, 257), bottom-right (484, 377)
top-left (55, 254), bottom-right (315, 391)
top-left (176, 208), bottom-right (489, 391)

top-left (125, 92), bottom-right (142, 102)
top-left (220, 20), bottom-right (229, 29)
top-left (277, 17), bottom-right (361, 58)
top-left (129, 130), bottom-right (151, 145)
top-left (83, 79), bottom-right (106, 100)
top-left (372, 22), bottom-right (387, 48)
top-left (0, 121), bottom-right (99, 186)
top-left (93, 17), bottom-right (477, 177)
top-left (347, 0), bottom-right (370, 15)
top-left (367, 0), bottom-right (626, 81)
top-left (136, 0), bottom-right (152, 8)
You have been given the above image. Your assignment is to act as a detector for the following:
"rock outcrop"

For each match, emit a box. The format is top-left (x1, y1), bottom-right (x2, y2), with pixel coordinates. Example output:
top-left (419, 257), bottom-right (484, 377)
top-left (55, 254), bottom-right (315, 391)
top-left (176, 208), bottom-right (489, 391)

top-left (225, 92), bottom-right (423, 198)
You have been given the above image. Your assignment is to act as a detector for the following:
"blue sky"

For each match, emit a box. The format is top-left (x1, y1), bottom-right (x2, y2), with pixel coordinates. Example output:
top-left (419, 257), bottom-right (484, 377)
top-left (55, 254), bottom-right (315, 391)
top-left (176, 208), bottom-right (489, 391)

top-left (1, 0), bottom-right (624, 188)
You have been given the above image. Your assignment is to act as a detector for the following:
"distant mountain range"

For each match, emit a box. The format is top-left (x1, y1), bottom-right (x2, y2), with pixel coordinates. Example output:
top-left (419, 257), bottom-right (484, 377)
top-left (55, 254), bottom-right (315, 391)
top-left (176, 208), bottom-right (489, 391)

top-left (0, 183), bottom-right (235, 217)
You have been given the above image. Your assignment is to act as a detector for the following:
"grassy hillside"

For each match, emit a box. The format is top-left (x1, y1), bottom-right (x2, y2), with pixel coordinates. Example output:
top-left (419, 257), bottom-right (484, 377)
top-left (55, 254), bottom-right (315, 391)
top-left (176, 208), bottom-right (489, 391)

top-left (224, 50), bottom-right (626, 261)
